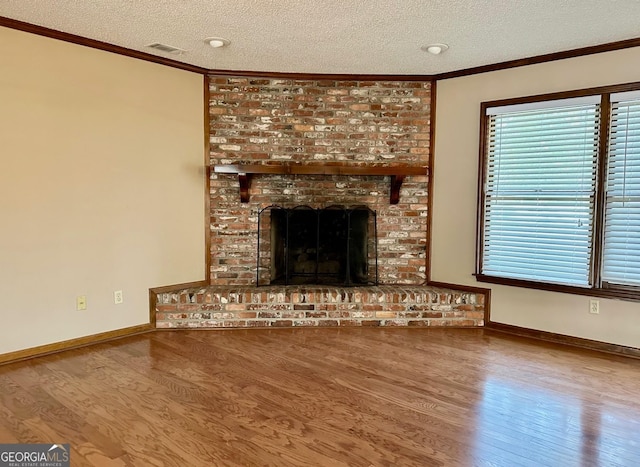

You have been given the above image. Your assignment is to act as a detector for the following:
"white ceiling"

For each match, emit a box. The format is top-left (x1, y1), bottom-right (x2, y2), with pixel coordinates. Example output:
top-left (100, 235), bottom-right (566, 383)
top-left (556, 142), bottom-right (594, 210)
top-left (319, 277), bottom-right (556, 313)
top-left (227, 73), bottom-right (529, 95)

top-left (2, 0), bottom-right (640, 75)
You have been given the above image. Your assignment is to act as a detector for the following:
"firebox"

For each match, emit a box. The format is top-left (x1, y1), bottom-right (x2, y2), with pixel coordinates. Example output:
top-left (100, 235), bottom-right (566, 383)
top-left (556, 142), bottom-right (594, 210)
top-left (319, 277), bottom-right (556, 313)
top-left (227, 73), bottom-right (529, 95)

top-left (256, 205), bottom-right (378, 286)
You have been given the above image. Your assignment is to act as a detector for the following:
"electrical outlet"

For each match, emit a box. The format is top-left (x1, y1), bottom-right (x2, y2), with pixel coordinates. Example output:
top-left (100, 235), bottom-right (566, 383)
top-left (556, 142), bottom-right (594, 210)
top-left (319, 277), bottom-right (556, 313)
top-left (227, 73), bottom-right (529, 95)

top-left (76, 295), bottom-right (87, 311)
top-left (589, 299), bottom-right (600, 314)
top-left (114, 290), bottom-right (123, 305)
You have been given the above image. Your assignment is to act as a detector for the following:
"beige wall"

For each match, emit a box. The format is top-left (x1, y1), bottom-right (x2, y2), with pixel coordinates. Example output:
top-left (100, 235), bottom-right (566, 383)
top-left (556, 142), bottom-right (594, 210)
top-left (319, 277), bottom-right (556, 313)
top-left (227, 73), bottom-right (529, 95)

top-left (0, 27), bottom-right (205, 354)
top-left (433, 47), bottom-right (640, 348)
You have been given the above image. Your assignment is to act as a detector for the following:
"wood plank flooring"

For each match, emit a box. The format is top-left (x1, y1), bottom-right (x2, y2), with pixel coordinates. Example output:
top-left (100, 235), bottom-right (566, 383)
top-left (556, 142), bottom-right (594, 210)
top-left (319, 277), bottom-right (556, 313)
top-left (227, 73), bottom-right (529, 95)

top-left (0, 328), bottom-right (639, 466)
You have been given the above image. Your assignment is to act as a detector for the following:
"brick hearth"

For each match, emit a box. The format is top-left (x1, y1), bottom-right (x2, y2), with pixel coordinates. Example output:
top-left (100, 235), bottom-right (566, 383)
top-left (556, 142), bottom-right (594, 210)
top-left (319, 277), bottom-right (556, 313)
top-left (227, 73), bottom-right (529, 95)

top-left (155, 286), bottom-right (485, 329)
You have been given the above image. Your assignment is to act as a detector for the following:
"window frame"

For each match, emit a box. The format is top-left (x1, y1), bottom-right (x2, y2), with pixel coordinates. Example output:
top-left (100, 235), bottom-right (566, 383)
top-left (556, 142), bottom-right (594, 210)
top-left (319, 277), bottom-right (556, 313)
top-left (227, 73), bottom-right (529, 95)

top-left (476, 81), bottom-right (640, 303)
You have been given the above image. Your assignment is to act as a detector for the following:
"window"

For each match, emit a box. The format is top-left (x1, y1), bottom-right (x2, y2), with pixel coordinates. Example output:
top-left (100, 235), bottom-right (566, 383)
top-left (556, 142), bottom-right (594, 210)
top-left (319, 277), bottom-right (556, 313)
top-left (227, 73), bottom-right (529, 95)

top-left (602, 92), bottom-right (640, 288)
top-left (477, 84), bottom-right (640, 300)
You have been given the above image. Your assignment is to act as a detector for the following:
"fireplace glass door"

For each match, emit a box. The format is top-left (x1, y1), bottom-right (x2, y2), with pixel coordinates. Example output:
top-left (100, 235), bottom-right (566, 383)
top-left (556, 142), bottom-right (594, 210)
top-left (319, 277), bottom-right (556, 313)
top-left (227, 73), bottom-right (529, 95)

top-left (257, 205), bottom-right (377, 286)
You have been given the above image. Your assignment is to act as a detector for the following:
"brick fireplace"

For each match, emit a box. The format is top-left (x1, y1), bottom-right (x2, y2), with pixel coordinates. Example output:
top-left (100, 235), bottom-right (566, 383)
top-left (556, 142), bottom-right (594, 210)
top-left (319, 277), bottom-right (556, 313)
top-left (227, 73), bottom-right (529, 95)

top-left (208, 77), bottom-right (431, 285)
top-left (154, 76), bottom-right (486, 328)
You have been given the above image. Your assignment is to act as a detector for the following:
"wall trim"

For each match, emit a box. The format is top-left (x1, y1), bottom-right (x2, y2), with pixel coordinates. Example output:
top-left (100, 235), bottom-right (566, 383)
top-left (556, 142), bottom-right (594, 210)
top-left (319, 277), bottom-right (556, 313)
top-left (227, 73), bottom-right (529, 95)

top-left (203, 77), bottom-right (212, 284)
top-left (425, 80), bottom-right (437, 283)
top-left (0, 16), bottom-right (208, 74)
top-left (434, 36), bottom-right (640, 80)
top-left (0, 324), bottom-right (153, 366)
top-left (207, 70), bottom-right (434, 81)
top-left (485, 322), bottom-right (640, 360)
top-left (155, 325), bottom-right (485, 332)
top-left (149, 280), bottom-right (209, 295)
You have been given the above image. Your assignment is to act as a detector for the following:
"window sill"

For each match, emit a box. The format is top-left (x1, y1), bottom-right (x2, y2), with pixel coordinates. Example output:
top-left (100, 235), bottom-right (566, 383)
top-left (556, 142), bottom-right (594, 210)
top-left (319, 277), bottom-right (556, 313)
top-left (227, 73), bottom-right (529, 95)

top-left (475, 274), bottom-right (640, 303)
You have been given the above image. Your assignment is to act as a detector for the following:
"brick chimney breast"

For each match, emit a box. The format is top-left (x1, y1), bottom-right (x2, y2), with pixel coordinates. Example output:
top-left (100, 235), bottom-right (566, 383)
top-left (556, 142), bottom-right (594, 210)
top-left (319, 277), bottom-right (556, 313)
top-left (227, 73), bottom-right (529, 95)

top-left (208, 77), bottom-right (431, 286)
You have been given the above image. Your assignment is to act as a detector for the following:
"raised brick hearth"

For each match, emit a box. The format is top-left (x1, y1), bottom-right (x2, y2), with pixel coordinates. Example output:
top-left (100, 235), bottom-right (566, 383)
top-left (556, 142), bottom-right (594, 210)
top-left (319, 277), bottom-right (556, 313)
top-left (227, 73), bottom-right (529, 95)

top-left (155, 286), bottom-right (485, 329)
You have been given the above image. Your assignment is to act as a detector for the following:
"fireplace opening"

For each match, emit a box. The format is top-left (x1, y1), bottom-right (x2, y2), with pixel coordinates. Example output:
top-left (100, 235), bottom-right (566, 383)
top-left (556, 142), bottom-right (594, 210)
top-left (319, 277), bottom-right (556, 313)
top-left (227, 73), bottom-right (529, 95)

top-left (257, 205), bottom-right (378, 286)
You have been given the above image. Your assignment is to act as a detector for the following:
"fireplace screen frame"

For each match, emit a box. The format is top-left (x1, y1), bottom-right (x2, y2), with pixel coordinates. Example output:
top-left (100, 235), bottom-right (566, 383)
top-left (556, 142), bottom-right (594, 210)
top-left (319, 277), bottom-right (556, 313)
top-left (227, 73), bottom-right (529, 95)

top-left (256, 205), bottom-right (378, 287)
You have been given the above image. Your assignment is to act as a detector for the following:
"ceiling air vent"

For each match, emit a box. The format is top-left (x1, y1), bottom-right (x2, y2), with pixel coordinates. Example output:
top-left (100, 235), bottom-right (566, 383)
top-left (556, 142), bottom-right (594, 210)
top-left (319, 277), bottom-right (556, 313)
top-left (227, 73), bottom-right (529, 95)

top-left (146, 43), bottom-right (186, 55)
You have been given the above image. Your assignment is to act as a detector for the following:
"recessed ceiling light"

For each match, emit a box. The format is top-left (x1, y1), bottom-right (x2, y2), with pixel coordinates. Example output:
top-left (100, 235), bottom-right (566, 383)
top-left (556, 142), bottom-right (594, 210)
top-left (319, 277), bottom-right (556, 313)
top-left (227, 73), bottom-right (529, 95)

top-left (205, 37), bottom-right (230, 48)
top-left (421, 43), bottom-right (449, 55)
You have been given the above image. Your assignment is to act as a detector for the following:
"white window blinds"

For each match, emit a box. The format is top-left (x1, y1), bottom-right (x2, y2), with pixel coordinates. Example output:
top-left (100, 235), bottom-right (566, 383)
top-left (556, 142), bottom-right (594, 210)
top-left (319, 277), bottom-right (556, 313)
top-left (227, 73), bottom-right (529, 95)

top-left (602, 94), bottom-right (640, 286)
top-left (482, 99), bottom-right (600, 286)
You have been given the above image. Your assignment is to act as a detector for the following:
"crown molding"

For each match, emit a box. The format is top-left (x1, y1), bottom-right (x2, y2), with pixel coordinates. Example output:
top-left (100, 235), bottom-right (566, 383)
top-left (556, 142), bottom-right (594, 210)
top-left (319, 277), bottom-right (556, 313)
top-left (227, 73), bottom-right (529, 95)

top-left (0, 16), bottom-right (208, 74)
top-left (434, 36), bottom-right (640, 80)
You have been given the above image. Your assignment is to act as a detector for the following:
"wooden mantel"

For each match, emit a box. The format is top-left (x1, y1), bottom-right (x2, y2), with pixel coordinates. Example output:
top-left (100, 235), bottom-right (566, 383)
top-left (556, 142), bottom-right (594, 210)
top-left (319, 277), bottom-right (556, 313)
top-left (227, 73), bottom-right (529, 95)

top-left (212, 164), bottom-right (428, 204)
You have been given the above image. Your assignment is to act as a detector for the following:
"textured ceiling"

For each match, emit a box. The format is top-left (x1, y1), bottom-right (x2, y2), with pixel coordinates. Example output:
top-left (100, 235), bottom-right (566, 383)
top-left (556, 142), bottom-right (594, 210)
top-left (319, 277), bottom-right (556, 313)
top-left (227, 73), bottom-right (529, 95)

top-left (1, 0), bottom-right (640, 75)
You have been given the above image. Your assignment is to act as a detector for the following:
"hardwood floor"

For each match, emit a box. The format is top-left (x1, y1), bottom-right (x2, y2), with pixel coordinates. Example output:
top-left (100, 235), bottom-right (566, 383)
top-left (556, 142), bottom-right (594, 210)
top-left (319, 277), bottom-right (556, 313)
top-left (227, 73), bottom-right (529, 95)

top-left (1, 328), bottom-right (639, 466)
